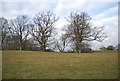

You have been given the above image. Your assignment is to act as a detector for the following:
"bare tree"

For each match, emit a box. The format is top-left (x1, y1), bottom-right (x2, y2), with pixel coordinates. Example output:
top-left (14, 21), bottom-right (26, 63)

top-left (10, 15), bottom-right (30, 51)
top-left (54, 33), bottom-right (71, 52)
top-left (65, 12), bottom-right (107, 53)
top-left (30, 11), bottom-right (58, 51)
top-left (0, 17), bottom-right (9, 44)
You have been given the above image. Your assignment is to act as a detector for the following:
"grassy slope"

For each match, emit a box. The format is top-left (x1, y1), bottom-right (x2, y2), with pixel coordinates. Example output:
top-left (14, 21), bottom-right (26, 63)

top-left (2, 50), bottom-right (118, 79)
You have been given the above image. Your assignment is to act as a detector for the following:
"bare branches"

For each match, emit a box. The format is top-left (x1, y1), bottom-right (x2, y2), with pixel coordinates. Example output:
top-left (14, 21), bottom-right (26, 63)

top-left (9, 15), bottom-right (29, 51)
top-left (1, 11), bottom-right (107, 52)
top-left (65, 12), bottom-right (107, 53)
top-left (30, 11), bottom-right (59, 51)
top-left (87, 26), bottom-right (107, 42)
top-left (0, 17), bottom-right (9, 44)
top-left (54, 33), bottom-right (71, 52)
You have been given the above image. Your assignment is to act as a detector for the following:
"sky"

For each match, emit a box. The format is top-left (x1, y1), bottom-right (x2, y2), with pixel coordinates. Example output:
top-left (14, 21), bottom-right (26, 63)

top-left (0, 0), bottom-right (119, 50)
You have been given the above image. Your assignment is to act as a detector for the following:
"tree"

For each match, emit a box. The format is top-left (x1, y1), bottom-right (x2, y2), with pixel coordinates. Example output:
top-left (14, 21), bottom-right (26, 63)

top-left (0, 17), bottom-right (9, 45)
top-left (99, 46), bottom-right (106, 50)
top-left (22, 38), bottom-right (37, 50)
top-left (65, 12), bottom-right (106, 53)
top-left (54, 33), bottom-right (71, 52)
top-left (30, 11), bottom-right (58, 51)
top-left (2, 35), bottom-right (20, 50)
top-left (107, 45), bottom-right (115, 50)
top-left (10, 15), bottom-right (30, 51)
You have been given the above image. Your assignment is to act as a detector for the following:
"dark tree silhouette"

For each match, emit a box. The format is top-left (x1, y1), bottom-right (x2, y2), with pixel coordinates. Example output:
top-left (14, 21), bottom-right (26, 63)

top-left (99, 46), bottom-right (106, 50)
top-left (107, 45), bottom-right (115, 50)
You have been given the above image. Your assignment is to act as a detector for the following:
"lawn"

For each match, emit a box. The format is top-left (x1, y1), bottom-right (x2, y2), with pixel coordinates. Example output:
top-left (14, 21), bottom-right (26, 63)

top-left (2, 50), bottom-right (118, 79)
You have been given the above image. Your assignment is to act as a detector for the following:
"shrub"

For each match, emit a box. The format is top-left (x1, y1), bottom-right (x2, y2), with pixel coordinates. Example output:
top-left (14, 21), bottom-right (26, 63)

top-left (81, 48), bottom-right (92, 53)
top-left (45, 49), bottom-right (54, 52)
top-left (107, 45), bottom-right (115, 50)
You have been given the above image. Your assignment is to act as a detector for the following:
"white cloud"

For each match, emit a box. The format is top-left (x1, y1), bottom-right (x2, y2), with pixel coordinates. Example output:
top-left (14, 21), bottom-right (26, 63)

top-left (54, 1), bottom-right (118, 18)
top-left (90, 4), bottom-right (118, 50)
top-left (55, 18), bottom-right (67, 28)
top-left (91, 16), bottom-right (118, 50)
top-left (54, 0), bottom-right (84, 12)
top-left (93, 6), bottom-right (118, 20)
top-left (1, 2), bottom-right (56, 19)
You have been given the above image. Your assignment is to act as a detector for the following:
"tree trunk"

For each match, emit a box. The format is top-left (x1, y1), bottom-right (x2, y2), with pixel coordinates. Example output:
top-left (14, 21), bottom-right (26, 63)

top-left (75, 40), bottom-right (82, 53)
top-left (79, 49), bottom-right (81, 53)
top-left (76, 49), bottom-right (81, 53)
top-left (19, 39), bottom-right (22, 51)
top-left (19, 45), bottom-right (21, 51)
top-left (19, 35), bottom-right (22, 51)
top-left (76, 44), bottom-right (80, 53)
top-left (41, 44), bottom-right (46, 51)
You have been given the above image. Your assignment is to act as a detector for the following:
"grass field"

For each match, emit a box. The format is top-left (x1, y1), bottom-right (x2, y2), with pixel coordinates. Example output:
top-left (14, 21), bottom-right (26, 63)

top-left (2, 50), bottom-right (118, 79)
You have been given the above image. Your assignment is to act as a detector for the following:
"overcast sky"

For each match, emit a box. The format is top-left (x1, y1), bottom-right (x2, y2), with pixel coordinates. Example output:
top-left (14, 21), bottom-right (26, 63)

top-left (0, 0), bottom-right (119, 50)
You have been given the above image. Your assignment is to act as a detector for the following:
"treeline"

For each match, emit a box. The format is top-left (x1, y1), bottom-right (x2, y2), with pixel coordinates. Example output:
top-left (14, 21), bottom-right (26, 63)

top-left (99, 45), bottom-right (120, 50)
top-left (1, 11), bottom-right (107, 53)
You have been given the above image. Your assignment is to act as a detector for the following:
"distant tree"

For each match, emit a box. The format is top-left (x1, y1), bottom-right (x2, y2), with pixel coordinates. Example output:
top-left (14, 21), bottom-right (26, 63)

top-left (81, 42), bottom-right (91, 49)
top-left (80, 42), bottom-right (92, 53)
top-left (81, 48), bottom-right (92, 53)
top-left (10, 15), bottom-right (30, 51)
top-left (22, 39), bottom-right (33, 50)
top-left (2, 35), bottom-right (19, 50)
top-left (45, 49), bottom-right (54, 52)
top-left (30, 11), bottom-right (58, 51)
top-left (0, 17), bottom-right (9, 45)
top-left (65, 12), bottom-right (107, 53)
top-left (69, 42), bottom-right (76, 52)
top-left (107, 45), bottom-right (115, 50)
top-left (54, 33), bottom-right (71, 52)
top-left (99, 46), bottom-right (106, 50)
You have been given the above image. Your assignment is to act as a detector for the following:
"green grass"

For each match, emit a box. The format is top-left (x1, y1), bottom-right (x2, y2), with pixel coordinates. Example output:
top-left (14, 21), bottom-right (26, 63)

top-left (2, 50), bottom-right (118, 79)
